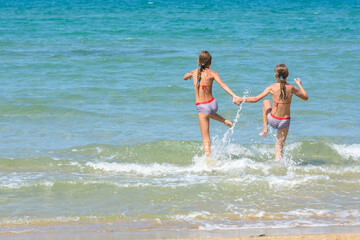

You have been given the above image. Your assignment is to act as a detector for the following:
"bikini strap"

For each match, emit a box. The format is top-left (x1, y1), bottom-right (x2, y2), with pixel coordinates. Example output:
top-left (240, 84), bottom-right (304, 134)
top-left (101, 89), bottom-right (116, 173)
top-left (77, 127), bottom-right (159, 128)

top-left (201, 85), bottom-right (211, 90)
top-left (193, 85), bottom-right (212, 90)
top-left (273, 101), bottom-right (291, 107)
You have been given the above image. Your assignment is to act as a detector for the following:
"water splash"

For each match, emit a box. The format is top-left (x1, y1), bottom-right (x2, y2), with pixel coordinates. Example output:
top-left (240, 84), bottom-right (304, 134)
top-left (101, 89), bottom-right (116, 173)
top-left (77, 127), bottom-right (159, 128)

top-left (221, 90), bottom-right (249, 144)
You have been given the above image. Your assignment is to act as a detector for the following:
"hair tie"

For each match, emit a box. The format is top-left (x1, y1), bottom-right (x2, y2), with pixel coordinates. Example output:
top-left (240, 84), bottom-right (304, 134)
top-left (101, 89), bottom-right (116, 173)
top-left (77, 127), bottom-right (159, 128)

top-left (280, 76), bottom-right (283, 79)
top-left (197, 80), bottom-right (200, 82)
top-left (199, 65), bottom-right (203, 68)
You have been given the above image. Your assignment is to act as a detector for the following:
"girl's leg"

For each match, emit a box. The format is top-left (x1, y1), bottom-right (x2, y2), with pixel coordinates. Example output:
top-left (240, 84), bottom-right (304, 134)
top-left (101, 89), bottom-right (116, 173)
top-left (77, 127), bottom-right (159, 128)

top-left (275, 126), bottom-right (289, 161)
top-left (259, 99), bottom-right (272, 137)
top-left (209, 114), bottom-right (233, 127)
top-left (198, 113), bottom-right (211, 157)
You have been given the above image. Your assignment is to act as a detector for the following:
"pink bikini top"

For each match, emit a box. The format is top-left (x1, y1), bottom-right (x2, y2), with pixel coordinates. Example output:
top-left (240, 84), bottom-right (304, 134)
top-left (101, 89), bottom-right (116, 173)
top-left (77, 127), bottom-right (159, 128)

top-left (194, 84), bottom-right (212, 90)
top-left (273, 101), bottom-right (291, 107)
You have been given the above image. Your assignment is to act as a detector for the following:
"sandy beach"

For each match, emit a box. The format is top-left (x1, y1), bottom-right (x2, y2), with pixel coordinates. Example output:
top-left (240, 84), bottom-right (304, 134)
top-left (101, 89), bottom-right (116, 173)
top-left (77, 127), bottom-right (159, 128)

top-left (2, 232), bottom-right (360, 240)
top-left (165, 233), bottom-right (360, 240)
top-left (2, 226), bottom-right (360, 240)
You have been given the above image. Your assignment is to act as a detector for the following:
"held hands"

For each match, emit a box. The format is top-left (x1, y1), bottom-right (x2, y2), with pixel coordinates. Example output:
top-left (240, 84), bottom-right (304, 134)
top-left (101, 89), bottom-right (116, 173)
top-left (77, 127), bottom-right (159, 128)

top-left (233, 96), bottom-right (243, 106)
top-left (294, 78), bottom-right (302, 86)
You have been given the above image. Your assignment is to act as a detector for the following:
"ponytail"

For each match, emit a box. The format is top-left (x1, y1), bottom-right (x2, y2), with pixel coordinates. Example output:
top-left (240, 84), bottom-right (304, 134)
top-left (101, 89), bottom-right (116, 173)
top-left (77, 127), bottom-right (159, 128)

top-left (279, 77), bottom-right (287, 99)
top-left (275, 64), bottom-right (289, 100)
top-left (196, 65), bottom-right (206, 93)
top-left (196, 51), bottom-right (212, 95)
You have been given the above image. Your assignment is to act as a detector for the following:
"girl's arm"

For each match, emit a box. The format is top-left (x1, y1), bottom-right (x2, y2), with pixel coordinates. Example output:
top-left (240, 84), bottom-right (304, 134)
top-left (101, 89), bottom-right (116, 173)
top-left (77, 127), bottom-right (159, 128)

top-left (233, 86), bottom-right (271, 105)
top-left (183, 71), bottom-right (193, 80)
top-left (293, 78), bottom-right (308, 100)
top-left (213, 72), bottom-right (237, 99)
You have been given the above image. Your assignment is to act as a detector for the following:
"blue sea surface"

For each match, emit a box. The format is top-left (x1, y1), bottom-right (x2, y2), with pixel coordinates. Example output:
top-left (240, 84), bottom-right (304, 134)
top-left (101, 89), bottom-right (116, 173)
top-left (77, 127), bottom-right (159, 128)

top-left (0, 0), bottom-right (359, 234)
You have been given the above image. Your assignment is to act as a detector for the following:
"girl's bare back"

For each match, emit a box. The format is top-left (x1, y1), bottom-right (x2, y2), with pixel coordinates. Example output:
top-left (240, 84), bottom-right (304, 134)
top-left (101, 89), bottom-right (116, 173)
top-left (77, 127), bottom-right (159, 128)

top-left (269, 83), bottom-right (297, 118)
top-left (190, 68), bottom-right (216, 103)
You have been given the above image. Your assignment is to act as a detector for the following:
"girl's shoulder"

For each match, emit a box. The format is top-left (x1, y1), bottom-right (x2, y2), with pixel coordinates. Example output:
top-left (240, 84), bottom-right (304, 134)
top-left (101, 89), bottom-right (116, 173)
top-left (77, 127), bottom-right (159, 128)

top-left (286, 83), bottom-right (297, 89)
top-left (189, 68), bottom-right (199, 76)
top-left (281, 82), bottom-right (296, 89)
top-left (288, 84), bottom-right (299, 93)
top-left (207, 69), bottom-right (218, 76)
top-left (268, 83), bottom-right (278, 89)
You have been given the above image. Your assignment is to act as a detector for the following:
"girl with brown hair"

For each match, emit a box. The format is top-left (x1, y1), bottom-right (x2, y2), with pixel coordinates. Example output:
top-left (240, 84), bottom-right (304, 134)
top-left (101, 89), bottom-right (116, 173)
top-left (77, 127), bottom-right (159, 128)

top-left (183, 51), bottom-right (237, 157)
top-left (233, 63), bottom-right (308, 161)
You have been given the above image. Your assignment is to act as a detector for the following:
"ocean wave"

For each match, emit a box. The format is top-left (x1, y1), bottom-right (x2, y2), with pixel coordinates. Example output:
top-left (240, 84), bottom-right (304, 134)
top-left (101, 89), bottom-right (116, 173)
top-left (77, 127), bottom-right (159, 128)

top-left (67, 140), bottom-right (360, 164)
top-left (173, 209), bottom-right (360, 222)
top-left (330, 143), bottom-right (360, 160)
top-left (1, 141), bottom-right (359, 173)
top-left (1, 141), bottom-right (359, 200)
top-left (0, 179), bottom-right (153, 190)
top-left (2, 161), bottom-right (358, 193)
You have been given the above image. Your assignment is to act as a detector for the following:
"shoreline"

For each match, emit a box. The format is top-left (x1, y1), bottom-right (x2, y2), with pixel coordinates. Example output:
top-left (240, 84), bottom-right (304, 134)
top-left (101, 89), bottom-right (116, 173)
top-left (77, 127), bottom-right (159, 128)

top-left (169, 233), bottom-right (360, 240)
top-left (1, 225), bottom-right (359, 240)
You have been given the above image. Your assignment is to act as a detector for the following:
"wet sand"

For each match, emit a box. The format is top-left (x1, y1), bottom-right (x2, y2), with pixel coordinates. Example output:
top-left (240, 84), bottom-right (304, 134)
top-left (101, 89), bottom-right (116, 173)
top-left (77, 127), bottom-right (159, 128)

top-left (165, 233), bottom-right (360, 240)
top-left (1, 226), bottom-right (360, 240)
top-left (2, 232), bottom-right (360, 240)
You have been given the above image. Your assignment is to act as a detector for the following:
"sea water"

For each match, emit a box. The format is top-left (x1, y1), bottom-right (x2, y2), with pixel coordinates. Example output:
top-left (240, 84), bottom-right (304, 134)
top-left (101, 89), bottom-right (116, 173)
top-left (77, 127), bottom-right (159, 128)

top-left (0, 0), bottom-right (359, 235)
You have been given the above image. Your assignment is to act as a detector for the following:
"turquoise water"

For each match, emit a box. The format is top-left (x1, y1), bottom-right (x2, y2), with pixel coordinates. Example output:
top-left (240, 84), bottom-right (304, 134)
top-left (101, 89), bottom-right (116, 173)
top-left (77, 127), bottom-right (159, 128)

top-left (0, 0), bottom-right (359, 234)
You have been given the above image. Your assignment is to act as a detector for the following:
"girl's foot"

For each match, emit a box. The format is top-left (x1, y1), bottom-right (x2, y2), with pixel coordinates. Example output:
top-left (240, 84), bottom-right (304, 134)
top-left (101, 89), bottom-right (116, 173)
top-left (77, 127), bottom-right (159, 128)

top-left (259, 131), bottom-right (267, 137)
top-left (224, 120), bottom-right (233, 128)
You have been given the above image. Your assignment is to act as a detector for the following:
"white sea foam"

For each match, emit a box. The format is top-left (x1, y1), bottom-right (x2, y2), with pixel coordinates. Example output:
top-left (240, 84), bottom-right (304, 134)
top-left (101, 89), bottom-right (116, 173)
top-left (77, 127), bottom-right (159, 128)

top-left (1, 181), bottom-right (54, 189)
top-left (250, 144), bottom-right (273, 159)
top-left (173, 211), bottom-right (212, 221)
top-left (236, 208), bottom-right (360, 222)
top-left (0, 178), bottom-right (154, 189)
top-left (85, 154), bottom-right (267, 178)
top-left (0, 172), bottom-right (48, 189)
top-left (199, 223), bottom-right (238, 231)
top-left (293, 164), bottom-right (360, 175)
top-left (86, 162), bottom-right (185, 176)
top-left (65, 180), bottom-right (152, 188)
top-left (69, 161), bottom-right (81, 166)
top-left (84, 147), bottom-right (358, 187)
top-left (267, 174), bottom-right (330, 189)
top-left (0, 216), bottom-right (81, 225)
top-left (283, 209), bottom-right (360, 219)
top-left (174, 208), bottom-right (360, 231)
top-left (330, 143), bottom-right (360, 160)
